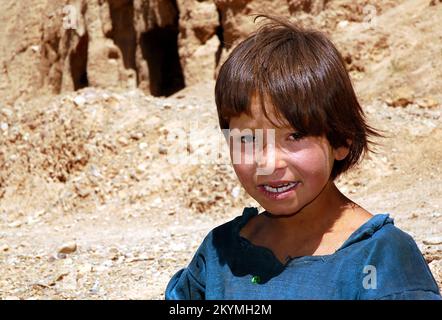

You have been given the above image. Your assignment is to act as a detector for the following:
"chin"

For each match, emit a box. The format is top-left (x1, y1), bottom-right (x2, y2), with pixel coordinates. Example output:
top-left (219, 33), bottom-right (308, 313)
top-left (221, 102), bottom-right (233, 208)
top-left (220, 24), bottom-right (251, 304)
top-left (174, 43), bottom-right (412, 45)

top-left (258, 200), bottom-right (303, 217)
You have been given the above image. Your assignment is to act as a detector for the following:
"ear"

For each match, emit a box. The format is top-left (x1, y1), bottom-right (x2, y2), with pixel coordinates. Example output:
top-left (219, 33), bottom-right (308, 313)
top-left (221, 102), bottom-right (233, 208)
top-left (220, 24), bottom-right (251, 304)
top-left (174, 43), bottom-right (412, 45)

top-left (333, 140), bottom-right (352, 161)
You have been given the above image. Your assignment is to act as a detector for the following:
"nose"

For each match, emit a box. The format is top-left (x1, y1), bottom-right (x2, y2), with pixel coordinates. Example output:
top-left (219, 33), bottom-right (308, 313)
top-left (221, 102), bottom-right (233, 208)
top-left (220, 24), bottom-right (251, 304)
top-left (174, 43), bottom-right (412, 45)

top-left (256, 143), bottom-right (287, 176)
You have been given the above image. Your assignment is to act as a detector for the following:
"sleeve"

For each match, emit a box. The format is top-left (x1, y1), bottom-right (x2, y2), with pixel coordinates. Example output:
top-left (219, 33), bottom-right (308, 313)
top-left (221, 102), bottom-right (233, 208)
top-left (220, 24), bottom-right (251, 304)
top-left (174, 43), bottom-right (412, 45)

top-left (165, 236), bottom-right (209, 300)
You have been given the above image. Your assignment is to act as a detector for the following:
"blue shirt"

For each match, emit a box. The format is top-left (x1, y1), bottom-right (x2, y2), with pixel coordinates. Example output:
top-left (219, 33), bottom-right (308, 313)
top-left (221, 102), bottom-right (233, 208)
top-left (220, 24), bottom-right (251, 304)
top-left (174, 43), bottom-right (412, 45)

top-left (165, 207), bottom-right (441, 300)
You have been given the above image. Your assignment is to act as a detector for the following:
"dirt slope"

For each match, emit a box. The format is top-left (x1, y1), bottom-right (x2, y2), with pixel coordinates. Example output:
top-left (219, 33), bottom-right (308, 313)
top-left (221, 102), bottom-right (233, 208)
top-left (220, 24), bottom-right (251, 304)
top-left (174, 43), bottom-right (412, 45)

top-left (0, 0), bottom-right (441, 299)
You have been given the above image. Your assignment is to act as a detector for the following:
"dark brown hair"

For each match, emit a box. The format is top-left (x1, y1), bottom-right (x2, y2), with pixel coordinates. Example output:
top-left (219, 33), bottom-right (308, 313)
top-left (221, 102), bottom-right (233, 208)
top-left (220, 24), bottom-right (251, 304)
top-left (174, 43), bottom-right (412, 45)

top-left (215, 15), bottom-right (382, 180)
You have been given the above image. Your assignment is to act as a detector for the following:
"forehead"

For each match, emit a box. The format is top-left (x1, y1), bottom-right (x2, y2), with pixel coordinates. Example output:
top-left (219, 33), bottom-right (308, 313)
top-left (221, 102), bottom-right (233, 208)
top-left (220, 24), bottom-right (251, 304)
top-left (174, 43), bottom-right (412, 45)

top-left (229, 95), bottom-right (290, 129)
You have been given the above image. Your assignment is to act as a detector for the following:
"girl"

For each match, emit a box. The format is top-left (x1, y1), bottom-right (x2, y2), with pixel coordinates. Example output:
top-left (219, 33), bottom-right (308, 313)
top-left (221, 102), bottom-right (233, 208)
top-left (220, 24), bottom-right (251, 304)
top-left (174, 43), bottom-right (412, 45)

top-left (165, 16), bottom-right (441, 300)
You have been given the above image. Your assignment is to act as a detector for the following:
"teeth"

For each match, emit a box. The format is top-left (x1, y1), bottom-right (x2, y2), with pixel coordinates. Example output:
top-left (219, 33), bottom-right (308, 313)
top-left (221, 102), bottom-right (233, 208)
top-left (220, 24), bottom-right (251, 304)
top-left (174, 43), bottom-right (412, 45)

top-left (263, 182), bottom-right (297, 193)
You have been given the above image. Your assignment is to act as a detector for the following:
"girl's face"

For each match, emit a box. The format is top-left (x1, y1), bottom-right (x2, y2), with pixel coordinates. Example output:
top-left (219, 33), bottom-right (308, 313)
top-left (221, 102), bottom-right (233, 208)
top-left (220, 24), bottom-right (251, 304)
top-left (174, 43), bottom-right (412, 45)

top-left (228, 100), bottom-right (349, 216)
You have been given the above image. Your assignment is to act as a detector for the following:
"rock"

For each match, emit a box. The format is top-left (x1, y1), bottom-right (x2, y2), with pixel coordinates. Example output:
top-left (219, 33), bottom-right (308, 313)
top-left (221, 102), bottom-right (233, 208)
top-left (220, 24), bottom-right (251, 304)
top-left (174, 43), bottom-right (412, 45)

top-left (117, 137), bottom-right (129, 146)
top-left (170, 243), bottom-right (186, 252)
top-left (54, 272), bottom-right (69, 283)
top-left (161, 103), bottom-right (172, 110)
top-left (130, 132), bottom-right (143, 140)
top-left (1, 108), bottom-right (13, 118)
top-left (56, 253), bottom-right (67, 259)
top-left (153, 198), bottom-right (162, 207)
top-left (416, 98), bottom-right (439, 108)
top-left (108, 247), bottom-right (120, 261)
top-left (144, 151), bottom-right (153, 160)
top-left (138, 142), bottom-right (148, 150)
top-left (19, 241), bottom-right (29, 248)
top-left (73, 95), bottom-right (86, 107)
top-left (231, 186), bottom-right (241, 198)
top-left (387, 97), bottom-right (413, 108)
top-left (136, 163), bottom-right (147, 174)
top-left (90, 280), bottom-right (100, 294)
top-left (8, 221), bottom-right (22, 228)
top-left (423, 237), bottom-right (442, 245)
top-left (30, 45), bottom-right (40, 53)
top-left (0, 244), bottom-right (9, 252)
top-left (57, 241), bottom-right (77, 254)
top-left (33, 209), bottom-right (45, 218)
top-left (89, 165), bottom-right (102, 178)
top-left (26, 216), bottom-right (40, 226)
top-left (76, 187), bottom-right (91, 198)
top-left (337, 20), bottom-right (349, 28)
top-left (158, 145), bottom-right (168, 155)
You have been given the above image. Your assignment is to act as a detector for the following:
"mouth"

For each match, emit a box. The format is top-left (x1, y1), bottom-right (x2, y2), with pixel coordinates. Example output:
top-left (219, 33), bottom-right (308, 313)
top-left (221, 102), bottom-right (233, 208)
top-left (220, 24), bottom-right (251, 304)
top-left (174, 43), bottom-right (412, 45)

top-left (257, 181), bottom-right (300, 200)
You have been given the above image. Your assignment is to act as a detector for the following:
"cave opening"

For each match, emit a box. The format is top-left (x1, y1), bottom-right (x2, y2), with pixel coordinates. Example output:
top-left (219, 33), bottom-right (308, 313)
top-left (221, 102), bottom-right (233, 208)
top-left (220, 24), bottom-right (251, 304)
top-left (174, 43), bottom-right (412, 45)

top-left (140, 26), bottom-right (185, 97)
top-left (108, 0), bottom-right (137, 71)
top-left (70, 32), bottom-right (89, 90)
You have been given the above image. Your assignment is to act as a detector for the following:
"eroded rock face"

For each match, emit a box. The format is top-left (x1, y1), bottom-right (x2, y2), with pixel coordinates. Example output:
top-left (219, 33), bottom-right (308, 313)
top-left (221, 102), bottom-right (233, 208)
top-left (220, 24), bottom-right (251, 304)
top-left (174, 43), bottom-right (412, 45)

top-left (5, 0), bottom-right (441, 105)
top-left (0, 0), bottom-right (53, 102)
top-left (0, 0), bottom-right (326, 101)
top-left (177, 0), bottom-right (219, 86)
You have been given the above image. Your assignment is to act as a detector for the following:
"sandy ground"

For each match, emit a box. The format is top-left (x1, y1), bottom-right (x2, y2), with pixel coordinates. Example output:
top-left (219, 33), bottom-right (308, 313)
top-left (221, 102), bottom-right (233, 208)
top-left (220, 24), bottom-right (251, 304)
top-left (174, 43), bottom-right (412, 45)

top-left (0, 82), bottom-right (440, 299)
top-left (0, 0), bottom-right (441, 299)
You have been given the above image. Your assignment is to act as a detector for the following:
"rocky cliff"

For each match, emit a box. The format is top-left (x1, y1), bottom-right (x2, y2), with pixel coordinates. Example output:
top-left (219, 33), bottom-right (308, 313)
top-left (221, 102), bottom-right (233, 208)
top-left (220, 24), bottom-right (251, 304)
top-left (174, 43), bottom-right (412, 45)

top-left (2, 0), bottom-right (440, 106)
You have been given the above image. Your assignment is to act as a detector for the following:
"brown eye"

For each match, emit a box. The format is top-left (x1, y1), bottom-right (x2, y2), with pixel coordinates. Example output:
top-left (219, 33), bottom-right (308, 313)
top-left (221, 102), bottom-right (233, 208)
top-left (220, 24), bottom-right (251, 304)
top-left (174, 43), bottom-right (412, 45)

top-left (289, 132), bottom-right (304, 141)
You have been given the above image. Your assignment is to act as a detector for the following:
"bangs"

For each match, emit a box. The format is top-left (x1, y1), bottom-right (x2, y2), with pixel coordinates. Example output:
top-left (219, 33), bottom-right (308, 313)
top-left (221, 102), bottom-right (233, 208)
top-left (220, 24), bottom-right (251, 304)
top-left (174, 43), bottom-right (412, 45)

top-left (215, 19), bottom-right (344, 138)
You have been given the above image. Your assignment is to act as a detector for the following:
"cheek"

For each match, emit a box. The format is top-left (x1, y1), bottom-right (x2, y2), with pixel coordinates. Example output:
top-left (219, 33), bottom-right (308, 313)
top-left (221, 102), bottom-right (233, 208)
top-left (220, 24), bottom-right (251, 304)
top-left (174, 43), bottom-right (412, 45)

top-left (287, 147), bottom-right (333, 180)
top-left (230, 143), bottom-right (256, 185)
top-left (232, 164), bottom-right (255, 187)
